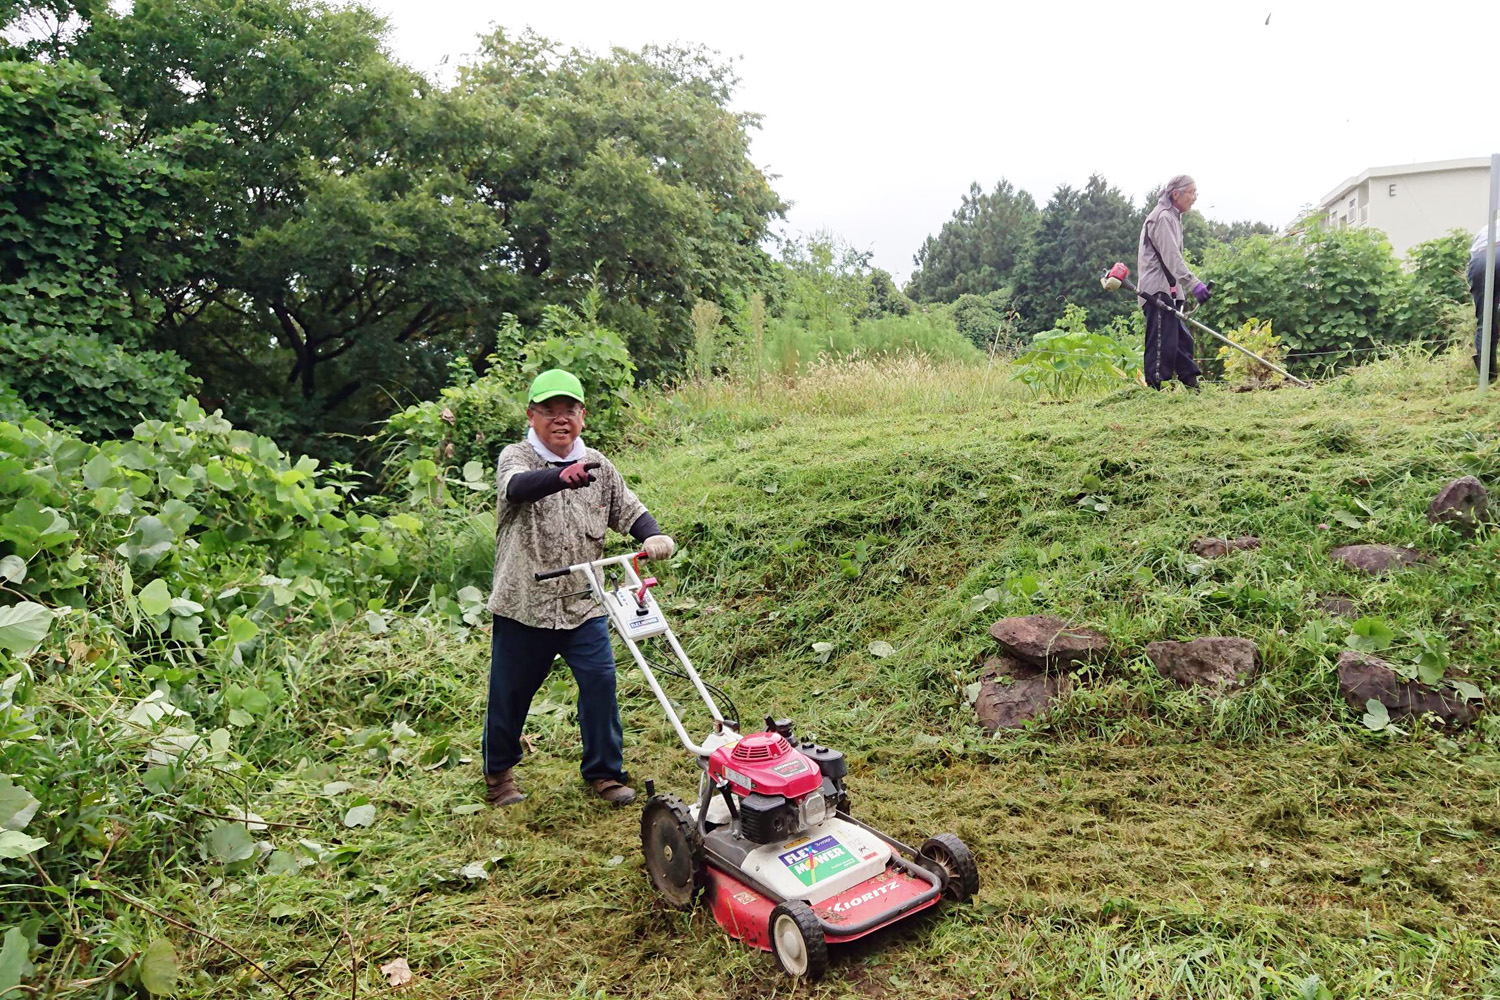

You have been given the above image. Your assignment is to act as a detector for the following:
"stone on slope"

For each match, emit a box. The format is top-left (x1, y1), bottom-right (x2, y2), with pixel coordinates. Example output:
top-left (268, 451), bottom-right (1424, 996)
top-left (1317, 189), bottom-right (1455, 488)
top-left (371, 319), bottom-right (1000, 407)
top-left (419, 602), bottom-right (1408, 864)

top-left (1427, 476), bottom-right (1489, 535)
top-left (1328, 544), bottom-right (1424, 575)
top-left (972, 655), bottom-right (1068, 732)
top-left (1336, 650), bottom-right (1481, 727)
top-left (1146, 638), bottom-right (1259, 692)
top-left (987, 615), bottom-right (1109, 670)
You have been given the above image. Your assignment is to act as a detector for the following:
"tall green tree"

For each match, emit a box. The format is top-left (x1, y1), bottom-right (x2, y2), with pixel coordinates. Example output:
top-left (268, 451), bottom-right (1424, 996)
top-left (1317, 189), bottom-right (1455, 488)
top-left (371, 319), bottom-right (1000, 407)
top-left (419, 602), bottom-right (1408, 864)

top-left (59, 0), bottom-right (508, 455)
top-left (454, 31), bottom-right (788, 382)
top-left (906, 179), bottom-right (1038, 303)
top-left (0, 58), bottom-right (196, 436)
top-left (1010, 175), bottom-right (1144, 333)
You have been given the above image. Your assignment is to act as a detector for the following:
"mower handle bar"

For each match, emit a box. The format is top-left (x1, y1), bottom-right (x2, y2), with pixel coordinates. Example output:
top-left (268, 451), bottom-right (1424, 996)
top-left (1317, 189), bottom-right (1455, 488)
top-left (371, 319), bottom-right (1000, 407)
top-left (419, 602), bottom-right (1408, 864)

top-left (532, 550), bottom-right (732, 758)
top-left (534, 549), bottom-right (647, 582)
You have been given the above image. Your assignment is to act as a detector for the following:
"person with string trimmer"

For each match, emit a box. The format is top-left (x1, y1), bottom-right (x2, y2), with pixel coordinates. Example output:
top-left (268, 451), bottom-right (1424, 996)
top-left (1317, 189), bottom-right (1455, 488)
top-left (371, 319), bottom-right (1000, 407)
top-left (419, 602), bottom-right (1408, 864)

top-left (1138, 174), bottom-right (1209, 390)
top-left (481, 368), bottom-right (675, 808)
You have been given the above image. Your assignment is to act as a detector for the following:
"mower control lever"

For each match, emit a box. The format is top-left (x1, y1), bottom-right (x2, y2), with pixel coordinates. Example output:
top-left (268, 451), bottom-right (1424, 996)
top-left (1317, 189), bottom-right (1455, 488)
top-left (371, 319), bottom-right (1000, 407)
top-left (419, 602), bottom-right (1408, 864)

top-left (630, 553), bottom-right (658, 610)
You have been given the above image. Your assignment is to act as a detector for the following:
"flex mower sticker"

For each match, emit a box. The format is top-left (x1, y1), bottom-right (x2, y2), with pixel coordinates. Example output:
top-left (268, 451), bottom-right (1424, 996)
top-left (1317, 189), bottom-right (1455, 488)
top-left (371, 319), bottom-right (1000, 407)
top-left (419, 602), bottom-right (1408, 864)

top-left (778, 835), bottom-right (858, 886)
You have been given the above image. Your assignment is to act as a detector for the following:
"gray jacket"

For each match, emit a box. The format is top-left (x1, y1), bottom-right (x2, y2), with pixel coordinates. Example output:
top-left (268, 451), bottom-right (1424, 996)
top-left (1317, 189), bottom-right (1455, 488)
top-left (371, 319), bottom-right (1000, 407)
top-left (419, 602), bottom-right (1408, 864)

top-left (1137, 202), bottom-right (1200, 303)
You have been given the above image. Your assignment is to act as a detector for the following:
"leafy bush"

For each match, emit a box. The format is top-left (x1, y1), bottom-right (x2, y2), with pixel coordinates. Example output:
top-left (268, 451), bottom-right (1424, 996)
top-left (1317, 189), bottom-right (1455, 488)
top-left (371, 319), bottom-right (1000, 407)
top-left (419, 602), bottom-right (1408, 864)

top-left (380, 301), bottom-right (637, 481)
top-left (948, 290), bottom-right (1026, 354)
top-left (0, 399), bottom-right (496, 993)
top-left (0, 399), bottom-right (403, 613)
top-left (1010, 304), bottom-right (1141, 397)
top-left (0, 329), bottom-right (194, 439)
top-left (1215, 319), bottom-right (1284, 384)
top-left (1199, 226), bottom-right (1449, 373)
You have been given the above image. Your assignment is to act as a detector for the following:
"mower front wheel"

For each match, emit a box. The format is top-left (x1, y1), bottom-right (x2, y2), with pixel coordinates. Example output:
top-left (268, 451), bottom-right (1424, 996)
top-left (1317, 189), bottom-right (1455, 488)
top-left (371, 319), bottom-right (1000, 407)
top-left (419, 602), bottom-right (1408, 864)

top-left (768, 899), bottom-right (828, 980)
top-left (640, 794), bottom-right (705, 909)
top-left (920, 833), bottom-right (979, 902)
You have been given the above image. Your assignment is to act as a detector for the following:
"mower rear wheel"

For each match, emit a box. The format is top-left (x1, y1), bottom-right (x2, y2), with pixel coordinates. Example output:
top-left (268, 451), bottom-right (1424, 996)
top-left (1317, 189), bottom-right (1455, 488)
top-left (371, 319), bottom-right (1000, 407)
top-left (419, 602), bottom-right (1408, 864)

top-left (640, 793), bottom-right (704, 909)
top-left (768, 900), bottom-right (827, 980)
top-left (920, 833), bottom-right (979, 902)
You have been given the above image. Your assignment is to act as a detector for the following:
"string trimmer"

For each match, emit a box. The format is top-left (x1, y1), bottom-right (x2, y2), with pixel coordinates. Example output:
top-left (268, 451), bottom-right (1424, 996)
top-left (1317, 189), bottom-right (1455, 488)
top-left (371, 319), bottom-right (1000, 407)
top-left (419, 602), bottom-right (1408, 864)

top-left (1100, 261), bottom-right (1311, 387)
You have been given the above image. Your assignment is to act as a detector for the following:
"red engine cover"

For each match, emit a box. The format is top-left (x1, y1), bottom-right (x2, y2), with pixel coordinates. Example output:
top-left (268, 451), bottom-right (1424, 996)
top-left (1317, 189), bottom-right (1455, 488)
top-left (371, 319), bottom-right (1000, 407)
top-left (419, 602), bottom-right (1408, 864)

top-left (708, 732), bottom-right (823, 799)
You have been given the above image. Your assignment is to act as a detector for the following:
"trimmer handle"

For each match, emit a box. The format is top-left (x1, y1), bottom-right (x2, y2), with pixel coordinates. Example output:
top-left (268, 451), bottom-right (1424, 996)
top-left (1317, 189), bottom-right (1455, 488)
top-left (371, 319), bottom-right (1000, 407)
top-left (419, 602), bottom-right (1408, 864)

top-left (534, 566), bottom-right (573, 581)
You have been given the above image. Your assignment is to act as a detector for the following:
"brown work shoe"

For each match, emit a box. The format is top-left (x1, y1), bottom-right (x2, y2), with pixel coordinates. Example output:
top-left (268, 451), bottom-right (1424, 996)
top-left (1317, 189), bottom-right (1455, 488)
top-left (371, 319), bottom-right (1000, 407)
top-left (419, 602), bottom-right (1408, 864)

top-left (590, 778), bottom-right (636, 806)
top-left (485, 769), bottom-right (524, 807)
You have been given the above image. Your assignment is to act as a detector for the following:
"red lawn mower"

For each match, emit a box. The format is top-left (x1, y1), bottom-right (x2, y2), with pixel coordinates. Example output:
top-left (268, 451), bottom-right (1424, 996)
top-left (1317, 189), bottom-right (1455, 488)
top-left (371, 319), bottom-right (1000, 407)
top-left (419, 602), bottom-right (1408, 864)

top-left (534, 551), bottom-right (979, 980)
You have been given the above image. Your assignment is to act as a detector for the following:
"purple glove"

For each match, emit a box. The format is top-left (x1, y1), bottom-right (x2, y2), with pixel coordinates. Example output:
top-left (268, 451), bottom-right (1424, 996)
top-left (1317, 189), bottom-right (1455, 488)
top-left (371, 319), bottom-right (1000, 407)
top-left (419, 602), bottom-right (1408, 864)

top-left (1192, 282), bottom-right (1211, 304)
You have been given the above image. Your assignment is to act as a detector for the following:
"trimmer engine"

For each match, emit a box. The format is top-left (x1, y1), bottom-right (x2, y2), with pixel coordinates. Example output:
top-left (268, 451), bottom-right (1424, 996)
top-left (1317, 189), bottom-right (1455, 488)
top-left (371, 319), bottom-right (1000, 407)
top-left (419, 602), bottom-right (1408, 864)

top-left (706, 718), bottom-right (849, 845)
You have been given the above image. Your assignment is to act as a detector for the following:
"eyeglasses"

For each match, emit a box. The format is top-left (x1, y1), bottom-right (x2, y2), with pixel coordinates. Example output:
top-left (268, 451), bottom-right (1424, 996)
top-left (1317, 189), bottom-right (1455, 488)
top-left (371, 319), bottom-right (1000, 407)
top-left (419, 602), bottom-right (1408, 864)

top-left (532, 403), bottom-right (584, 419)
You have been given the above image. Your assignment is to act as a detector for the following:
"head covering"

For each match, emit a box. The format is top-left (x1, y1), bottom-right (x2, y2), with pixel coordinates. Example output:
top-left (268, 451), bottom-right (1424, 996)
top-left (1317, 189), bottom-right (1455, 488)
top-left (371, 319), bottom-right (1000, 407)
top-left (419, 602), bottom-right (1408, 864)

top-left (527, 368), bottom-right (585, 404)
top-left (1158, 174), bottom-right (1195, 208)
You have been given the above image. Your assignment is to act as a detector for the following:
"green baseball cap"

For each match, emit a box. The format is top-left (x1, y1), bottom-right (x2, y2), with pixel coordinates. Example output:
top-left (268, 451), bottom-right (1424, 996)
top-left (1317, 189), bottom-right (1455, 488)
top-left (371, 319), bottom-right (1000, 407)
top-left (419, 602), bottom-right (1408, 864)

top-left (527, 369), bottom-right (585, 404)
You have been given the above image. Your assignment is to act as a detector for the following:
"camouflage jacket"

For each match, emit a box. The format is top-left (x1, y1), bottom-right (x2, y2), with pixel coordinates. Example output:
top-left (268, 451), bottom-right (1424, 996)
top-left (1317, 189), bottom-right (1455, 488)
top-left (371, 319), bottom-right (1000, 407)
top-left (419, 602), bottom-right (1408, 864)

top-left (485, 442), bottom-right (648, 629)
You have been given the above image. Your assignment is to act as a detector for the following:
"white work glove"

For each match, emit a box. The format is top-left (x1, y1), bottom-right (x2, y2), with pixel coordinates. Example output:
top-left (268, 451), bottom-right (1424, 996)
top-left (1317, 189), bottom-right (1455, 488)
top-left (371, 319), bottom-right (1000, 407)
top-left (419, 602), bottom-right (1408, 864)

top-left (641, 534), bottom-right (675, 560)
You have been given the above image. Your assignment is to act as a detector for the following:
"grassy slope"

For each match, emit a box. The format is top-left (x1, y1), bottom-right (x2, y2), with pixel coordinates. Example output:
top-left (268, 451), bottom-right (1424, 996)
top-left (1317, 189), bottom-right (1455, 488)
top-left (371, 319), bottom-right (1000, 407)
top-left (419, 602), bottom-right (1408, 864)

top-left (214, 353), bottom-right (1500, 999)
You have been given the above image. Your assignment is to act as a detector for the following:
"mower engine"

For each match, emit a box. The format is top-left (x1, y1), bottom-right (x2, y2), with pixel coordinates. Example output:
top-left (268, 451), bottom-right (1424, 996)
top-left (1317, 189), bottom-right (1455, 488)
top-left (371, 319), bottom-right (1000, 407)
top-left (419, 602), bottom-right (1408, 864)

top-left (706, 718), bottom-right (848, 845)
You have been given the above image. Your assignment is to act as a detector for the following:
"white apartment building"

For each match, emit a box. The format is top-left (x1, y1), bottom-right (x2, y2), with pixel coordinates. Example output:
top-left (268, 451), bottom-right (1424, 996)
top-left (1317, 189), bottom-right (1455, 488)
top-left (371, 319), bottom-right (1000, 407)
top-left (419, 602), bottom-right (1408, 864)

top-left (1313, 157), bottom-right (1493, 256)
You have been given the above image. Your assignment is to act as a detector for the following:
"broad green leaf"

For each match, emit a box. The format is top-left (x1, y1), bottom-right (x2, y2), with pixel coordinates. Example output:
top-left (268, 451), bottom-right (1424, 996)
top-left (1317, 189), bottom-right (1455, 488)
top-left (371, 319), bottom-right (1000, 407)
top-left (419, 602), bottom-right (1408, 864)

top-left (205, 461), bottom-right (235, 490)
top-left (138, 937), bottom-right (178, 995)
top-left (137, 579), bottom-right (172, 617)
top-left (207, 822), bottom-right (255, 863)
top-left (265, 851), bottom-right (299, 876)
top-left (0, 603), bottom-right (54, 654)
top-left (0, 777), bottom-right (39, 831)
top-left (1345, 618), bottom-right (1395, 653)
top-left (1329, 509), bottom-right (1363, 529)
top-left (117, 516), bottom-right (175, 569)
top-left (343, 804), bottom-right (376, 828)
top-left (0, 557), bottom-right (24, 585)
top-left (452, 803), bottom-right (485, 816)
top-left (462, 460), bottom-right (484, 483)
top-left (268, 902), bottom-right (301, 918)
top-left (1362, 698), bottom-right (1391, 731)
top-left (81, 452), bottom-right (119, 490)
top-left (1452, 679), bottom-right (1484, 702)
top-left (227, 708), bottom-right (253, 728)
top-left (0, 831), bottom-right (48, 859)
top-left (224, 615), bottom-right (258, 646)
top-left (0, 926), bottom-right (33, 996)
top-left (1416, 654), bottom-right (1446, 686)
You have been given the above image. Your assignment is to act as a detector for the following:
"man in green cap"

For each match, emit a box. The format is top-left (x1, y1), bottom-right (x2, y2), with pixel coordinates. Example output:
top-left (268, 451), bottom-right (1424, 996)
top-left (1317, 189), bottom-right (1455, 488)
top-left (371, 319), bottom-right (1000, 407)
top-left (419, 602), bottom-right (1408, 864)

top-left (482, 368), bottom-right (675, 807)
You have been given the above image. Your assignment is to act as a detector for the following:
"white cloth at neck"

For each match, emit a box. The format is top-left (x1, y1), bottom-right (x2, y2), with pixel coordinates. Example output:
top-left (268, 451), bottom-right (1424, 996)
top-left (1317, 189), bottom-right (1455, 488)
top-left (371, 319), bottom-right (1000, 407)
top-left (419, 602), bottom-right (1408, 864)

top-left (526, 427), bottom-right (586, 464)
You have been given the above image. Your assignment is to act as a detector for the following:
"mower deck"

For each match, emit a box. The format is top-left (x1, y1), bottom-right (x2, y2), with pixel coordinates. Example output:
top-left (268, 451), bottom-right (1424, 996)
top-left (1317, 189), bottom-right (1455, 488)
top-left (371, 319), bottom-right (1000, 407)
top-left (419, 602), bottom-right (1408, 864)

top-left (705, 862), bottom-right (942, 949)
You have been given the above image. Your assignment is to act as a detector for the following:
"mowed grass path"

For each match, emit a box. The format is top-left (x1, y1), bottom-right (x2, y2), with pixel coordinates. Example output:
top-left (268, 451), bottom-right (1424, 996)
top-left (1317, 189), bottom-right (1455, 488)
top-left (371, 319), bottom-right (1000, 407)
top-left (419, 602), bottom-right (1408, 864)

top-left (216, 353), bottom-right (1500, 999)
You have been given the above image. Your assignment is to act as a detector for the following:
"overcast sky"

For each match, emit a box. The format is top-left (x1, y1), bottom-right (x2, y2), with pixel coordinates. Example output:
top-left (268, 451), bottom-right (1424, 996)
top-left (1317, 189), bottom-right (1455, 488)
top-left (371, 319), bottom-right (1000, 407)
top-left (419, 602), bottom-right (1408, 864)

top-left (367, 0), bottom-right (1499, 283)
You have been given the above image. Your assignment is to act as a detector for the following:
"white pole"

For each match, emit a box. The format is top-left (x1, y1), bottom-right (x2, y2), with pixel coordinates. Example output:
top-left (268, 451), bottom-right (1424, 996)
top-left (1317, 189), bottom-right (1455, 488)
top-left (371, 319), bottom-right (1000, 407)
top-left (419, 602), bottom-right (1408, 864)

top-left (1482, 153), bottom-right (1497, 391)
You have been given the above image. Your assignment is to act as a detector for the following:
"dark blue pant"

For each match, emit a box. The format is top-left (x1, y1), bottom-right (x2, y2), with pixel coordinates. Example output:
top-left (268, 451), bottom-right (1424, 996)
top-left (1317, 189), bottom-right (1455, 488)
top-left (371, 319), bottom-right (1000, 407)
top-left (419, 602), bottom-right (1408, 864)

top-left (483, 615), bottom-right (625, 783)
top-left (1466, 253), bottom-right (1500, 373)
top-left (1142, 296), bottom-right (1202, 388)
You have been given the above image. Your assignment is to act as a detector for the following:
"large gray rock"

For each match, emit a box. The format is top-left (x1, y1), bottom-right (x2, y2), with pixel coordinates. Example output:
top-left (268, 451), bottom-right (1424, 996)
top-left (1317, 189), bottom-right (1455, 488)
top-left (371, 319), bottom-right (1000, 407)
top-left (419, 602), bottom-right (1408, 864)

top-left (1188, 535), bottom-right (1261, 559)
top-left (1336, 651), bottom-right (1481, 727)
top-left (1146, 638), bottom-right (1260, 692)
top-left (987, 615), bottom-right (1109, 670)
top-left (973, 655), bottom-right (1068, 731)
top-left (1329, 544), bottom-right (1425, 575)
top-left (1427, 476), bottom-right (1489, 535)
